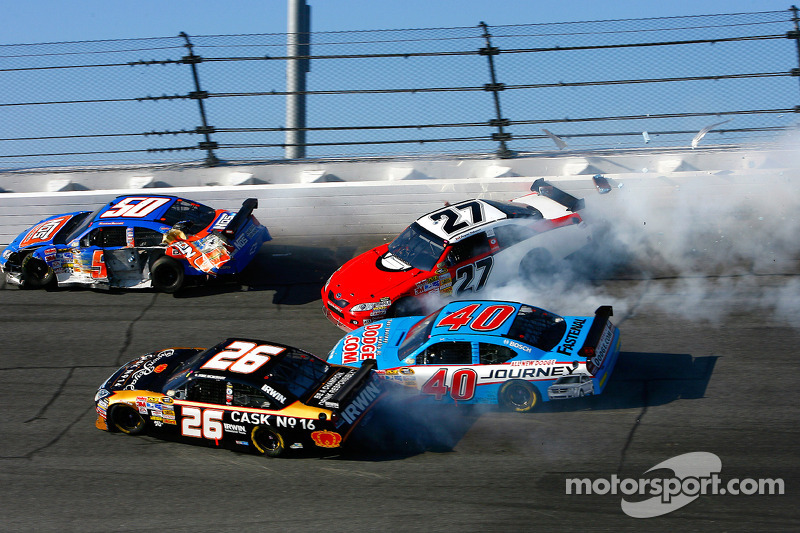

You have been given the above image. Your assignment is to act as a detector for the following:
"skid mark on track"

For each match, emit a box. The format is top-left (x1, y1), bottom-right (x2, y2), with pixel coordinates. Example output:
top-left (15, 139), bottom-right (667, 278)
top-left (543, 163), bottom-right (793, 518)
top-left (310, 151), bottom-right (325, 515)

top-left (115, 292), bottom-right (159, 366)
top-left (24, 367), bottom-right (75, 423)
top-left (7, 405), bottom-right (95, 460)
top-left (616, 381), bottom-right (649, 475)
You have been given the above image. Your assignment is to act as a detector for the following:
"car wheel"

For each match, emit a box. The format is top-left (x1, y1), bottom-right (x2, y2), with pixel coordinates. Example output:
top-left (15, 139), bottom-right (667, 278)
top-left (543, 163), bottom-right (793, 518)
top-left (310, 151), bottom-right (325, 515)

top-left (579, 390), bottom-right (585, 397)
top-left (391, 296), bottom-right (425, 318)
top-left (21, 255), bottom-right (56, 289)
top-left (151, 256), bottom-right (185, 293)
top-left (251, 426), bottom-right (285, 458)
top-left (498, 380), bottom-right (541, 412)
top-left (108, 404), bottom-right (146, 435)
top-left (518, 248), bottom-right (555, 282)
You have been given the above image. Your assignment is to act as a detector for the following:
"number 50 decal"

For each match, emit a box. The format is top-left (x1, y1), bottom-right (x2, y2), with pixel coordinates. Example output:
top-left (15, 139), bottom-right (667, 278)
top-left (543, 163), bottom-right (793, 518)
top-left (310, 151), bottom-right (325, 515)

top-left (420, 368), bottom-right (478, 401)
top-left (181, 407), bottom-right (223, 440)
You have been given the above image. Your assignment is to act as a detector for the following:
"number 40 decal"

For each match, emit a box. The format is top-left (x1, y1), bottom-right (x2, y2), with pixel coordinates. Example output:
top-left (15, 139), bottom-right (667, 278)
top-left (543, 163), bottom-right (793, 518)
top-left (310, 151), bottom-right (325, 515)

top-left (421, 368), bottom-right (478, 401)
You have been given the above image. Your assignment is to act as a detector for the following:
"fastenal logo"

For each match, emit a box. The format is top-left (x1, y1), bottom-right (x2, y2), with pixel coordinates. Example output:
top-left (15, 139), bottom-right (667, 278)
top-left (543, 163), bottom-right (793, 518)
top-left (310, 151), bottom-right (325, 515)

top-left (566, 452), bottom-right (784, 518)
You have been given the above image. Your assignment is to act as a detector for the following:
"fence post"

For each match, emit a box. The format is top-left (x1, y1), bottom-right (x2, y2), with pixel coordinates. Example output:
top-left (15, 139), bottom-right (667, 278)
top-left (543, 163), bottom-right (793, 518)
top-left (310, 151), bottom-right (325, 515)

top-left (479, 21), bottom-right (514, 159)
top-left (286, 0), bottom-right (311, 159)
top-left (179, 32), bottom-right (219, 167)
top-left (788, 5), bottom-right (800, 100)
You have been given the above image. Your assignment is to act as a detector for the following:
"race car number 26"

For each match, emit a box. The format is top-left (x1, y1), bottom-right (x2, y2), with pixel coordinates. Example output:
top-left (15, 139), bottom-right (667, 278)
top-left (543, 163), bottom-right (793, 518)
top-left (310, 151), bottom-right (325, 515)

top-left (421, 368), bottom-right (478, 401)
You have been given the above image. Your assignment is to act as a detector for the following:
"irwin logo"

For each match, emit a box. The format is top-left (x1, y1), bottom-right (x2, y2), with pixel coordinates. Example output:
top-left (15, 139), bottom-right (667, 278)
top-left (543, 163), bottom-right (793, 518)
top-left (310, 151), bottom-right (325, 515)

top-left (339, 381), bottom-right (381, 425)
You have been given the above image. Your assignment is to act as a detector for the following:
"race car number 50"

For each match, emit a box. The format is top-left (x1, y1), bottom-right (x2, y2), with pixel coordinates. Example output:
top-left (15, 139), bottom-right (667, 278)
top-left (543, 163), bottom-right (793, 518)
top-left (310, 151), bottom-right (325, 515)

top-left (421, 368), bottom-right (478, 401)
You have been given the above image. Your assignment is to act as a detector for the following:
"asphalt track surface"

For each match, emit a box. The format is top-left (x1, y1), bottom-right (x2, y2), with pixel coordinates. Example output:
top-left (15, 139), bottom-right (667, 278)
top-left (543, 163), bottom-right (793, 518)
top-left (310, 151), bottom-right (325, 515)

top-left (1, 239), bottom-right (798, 532)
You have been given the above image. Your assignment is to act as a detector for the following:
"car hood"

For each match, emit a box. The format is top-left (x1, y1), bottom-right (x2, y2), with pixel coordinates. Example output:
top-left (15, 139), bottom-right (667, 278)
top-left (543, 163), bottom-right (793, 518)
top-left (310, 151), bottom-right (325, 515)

top-left (99, 348), bottom-right (201, 394)
top-left (325, 244), bottom-right (426, 307)
top-left (7, 212), bottom-right (85, 251)
top-left (327, 316), bottom-right (421, 367)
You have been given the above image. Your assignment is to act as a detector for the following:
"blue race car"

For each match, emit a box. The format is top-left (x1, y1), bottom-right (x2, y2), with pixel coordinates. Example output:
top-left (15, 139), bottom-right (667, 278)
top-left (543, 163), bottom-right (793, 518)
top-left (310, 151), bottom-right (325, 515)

top-left (0, 195), bottom-right (269, 292)
top-left (326, 300), bottom-right (621, 412)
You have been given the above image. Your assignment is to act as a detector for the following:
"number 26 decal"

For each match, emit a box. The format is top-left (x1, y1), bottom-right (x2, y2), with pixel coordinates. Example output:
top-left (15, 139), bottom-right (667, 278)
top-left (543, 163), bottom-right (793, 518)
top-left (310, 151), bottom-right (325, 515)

top-left (201, 341), bottom-right (284, 374)
top-left (420, 368), bottom-right (478, 401)
top-left (181, 407), bottom-right (223, 440)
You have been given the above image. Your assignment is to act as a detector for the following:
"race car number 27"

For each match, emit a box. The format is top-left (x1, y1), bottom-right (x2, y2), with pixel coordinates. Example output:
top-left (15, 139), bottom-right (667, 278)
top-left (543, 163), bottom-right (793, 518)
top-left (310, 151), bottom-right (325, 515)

top-left (421, 368), bottom-right (478, 401)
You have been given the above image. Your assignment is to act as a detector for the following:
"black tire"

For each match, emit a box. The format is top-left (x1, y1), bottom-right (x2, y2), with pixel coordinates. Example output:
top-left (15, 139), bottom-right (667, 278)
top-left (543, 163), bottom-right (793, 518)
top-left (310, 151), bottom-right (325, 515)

top-left (21, 255), bottom-right (56, 289)
top-left (498, 380), bottom-right (541, 413)
top-left (518, 248), bottom-right (555, 282)
top-left (151, 256), bottom-right (184, 293)
top-left (108, 404), bottom-right (146, 435)
top-left (251, 426), bottom-right (285, 458)
top-left (579, 390), bottom-right (585, 398)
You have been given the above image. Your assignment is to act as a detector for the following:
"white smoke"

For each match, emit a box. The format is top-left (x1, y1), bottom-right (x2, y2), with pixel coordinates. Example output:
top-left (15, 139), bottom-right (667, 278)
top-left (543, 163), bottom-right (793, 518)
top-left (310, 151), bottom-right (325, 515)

top-left (419, 140), bottom-right (800, 328)
top-left (494, 142), bottom-right (800, 327)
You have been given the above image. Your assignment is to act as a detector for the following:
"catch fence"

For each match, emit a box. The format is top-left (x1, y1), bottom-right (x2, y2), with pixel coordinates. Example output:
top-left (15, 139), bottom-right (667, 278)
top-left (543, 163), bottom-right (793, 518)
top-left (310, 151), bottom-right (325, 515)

top-left (1, 7), bottom-right (799, 168)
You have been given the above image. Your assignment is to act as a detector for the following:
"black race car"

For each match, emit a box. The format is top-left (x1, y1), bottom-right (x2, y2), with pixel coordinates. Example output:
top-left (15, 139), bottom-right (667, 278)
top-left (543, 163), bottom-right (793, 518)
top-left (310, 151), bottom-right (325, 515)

top-left (95, 338), bottom-right (383, 457)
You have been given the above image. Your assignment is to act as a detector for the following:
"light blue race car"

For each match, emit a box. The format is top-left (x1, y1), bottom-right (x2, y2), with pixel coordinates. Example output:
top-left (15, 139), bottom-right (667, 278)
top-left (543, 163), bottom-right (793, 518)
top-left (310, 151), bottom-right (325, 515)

top-left (327, 300), bottom-right (621, 412)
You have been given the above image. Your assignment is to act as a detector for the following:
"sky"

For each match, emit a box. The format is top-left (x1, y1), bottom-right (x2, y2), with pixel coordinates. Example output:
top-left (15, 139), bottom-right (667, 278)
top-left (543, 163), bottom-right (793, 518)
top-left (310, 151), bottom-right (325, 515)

top-left (4, 0), bottom-right (797, 44)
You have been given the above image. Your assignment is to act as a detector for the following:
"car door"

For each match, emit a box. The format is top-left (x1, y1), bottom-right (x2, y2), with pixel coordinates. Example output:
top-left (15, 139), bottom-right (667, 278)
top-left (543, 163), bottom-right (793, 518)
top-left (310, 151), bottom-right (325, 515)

top-left (446, 232), bottom-right (494, 296)
top-left (409, 341), bottom-right (481, 403)
top-left (76, 226), bottom-right (129, 282)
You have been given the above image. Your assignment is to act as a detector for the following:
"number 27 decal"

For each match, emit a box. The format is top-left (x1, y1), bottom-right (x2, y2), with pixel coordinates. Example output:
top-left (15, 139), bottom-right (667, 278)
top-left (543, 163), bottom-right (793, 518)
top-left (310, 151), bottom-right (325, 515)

top-left (453, 256), bottom-right (493, 295)
top-left (421, 368), bottom-right (478, 401)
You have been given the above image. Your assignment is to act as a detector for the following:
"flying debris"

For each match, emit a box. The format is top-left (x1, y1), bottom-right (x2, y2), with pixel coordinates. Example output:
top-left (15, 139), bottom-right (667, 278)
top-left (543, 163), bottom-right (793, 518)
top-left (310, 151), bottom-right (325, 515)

top-left (542, 129), bottom-right (568, 150)
top-left (593, 174), bottom-right (612, 194)
top-left (691, 120), bottom-right (732, 149)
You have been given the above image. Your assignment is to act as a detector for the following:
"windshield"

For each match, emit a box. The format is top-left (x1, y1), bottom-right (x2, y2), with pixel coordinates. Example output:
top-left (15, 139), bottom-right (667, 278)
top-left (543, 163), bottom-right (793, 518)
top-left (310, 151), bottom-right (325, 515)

top-left (387, 222), bottom-right (445, 271)
top-left (267, 351), bottom-right (331, 401)
top-left (60, 208), bottom-right (101, 244)
top-left (398, 310), bottom-right (439, 361)
top-left (505, 305), bottom-right (567, 351)
top-left (555, 376), bottom-right (581, 384)
top-left (160, 199), bottom-right (218, 234)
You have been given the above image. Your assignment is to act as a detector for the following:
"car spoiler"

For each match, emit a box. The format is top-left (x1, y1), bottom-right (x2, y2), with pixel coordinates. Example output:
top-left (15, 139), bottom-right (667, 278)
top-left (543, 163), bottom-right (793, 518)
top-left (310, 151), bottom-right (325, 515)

top-left (216, 198), bottom-right (258, 240)
top-left (578, 305), bottom-right (613, 359)
top-left (330, 358), bottom-right (378, 406)
top-left (531, 178), bottom-right (585, 212)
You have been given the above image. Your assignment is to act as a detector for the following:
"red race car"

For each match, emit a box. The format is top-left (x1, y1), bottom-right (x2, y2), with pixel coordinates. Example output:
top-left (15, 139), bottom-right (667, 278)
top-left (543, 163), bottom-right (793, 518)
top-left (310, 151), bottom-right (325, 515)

top-left (322, 180), bottom-right (591, 331)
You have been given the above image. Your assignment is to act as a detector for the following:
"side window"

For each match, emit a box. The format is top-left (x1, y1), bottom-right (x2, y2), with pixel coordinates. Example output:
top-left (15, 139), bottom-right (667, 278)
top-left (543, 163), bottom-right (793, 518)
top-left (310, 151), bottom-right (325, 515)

top-left (447, 232), bottom-right (490, 265)
top-left (479, 343), bottom-right (517, 365)
top-left (134, 227), bottom-right (164, 247)
top-left (185, 379), bottom-right (227, 404)
top-left (231, 383), bottom-right (272, 409)
top-left (416, 341), bottom-right (472, 365)
top-left (84, 227), bottom-right (127, 248)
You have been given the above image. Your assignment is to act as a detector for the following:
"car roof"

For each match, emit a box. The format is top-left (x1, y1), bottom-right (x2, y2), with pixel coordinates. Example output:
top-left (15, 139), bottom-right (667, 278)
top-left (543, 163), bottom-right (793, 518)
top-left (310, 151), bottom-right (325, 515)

top-left (183, 338), bottom-right (326, 382)
top-left (428, 300), bottom-right (526, 338)
top-left (93, 195), bottom-right (207, 223)
top-left (415, 199), bottom-right (541, 243)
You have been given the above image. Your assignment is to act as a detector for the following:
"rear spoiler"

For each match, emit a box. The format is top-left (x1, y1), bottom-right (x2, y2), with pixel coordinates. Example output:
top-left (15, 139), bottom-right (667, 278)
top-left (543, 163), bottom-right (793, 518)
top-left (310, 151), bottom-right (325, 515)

top-left (578, 305), bottom-right (613, 359)
top-left (330, 358), bottom-right (378, 407)
top-left (531, 178), bottom-right (585, 212)
top-left (217, 198), bottom-right (258, 240)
